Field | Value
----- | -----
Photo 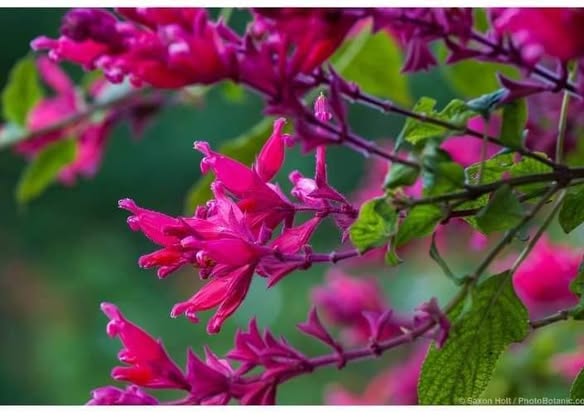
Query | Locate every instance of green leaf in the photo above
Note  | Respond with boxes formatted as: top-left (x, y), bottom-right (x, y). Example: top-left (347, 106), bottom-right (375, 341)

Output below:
top-left (395, 204), bottom-right (443, 247)
top-left (397, 98), bottom-right (476, 148)
top-left (571, 367), bottom-right (584, 400)
top-left (466, 89), bottom-right (507, 117)
top-left (559, 184), bottom-right (584, 234)
top-left (221, 80), bottom-right (245, 103)
top-left (475, 184), bottom-right (524, 233)
top-left (499, 99), bottom-right (528, 148)
top-left (1, 55), bottom-right (43, 126)
top-left (349, 197), bottom-right (398, 253)
top-left (184, 118), bottom-right (273, 214)
top-left (568, 258), bottom-right (584, 320)
top-left (462, 152), bottom-right (553, 221)
top-left (422, 158), bottom-right (465, 197)
top-left (16, 138), bottom-right (77, 204)
top-left (418, 270), bottom-right (529, 404)
top-left (337, 28), bottom-right (411, 105)
top-left (383, 162), bottom-right (419, 190)
top-left (437, 44), bottom-right (519, 99)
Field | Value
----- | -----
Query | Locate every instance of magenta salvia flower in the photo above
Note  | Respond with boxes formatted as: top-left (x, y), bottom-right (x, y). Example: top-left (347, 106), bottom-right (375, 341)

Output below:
top-left (494, 8), bottom-right (584, 62)
top-left (87, 385), bottom-right (159, 405)
top-left (100, 302), bottom-right (188, 389)
top-left (33, 8), bottom-right (235, 88)
top-left (501, 236), bottom-right (581, 317)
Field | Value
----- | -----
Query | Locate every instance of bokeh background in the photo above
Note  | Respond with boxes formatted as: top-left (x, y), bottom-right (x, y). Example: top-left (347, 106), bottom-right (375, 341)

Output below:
top-left (0, 8), bottom-right (583, 405)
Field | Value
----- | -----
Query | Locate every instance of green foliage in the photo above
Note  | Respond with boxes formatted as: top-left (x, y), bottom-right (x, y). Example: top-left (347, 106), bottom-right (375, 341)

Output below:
top-left (559, 184), bottom-right (584, 233)
top-left (337, 28), bottom-right (411, 105)
top-left (466, 90), bottom-right (507, 118)
top-left (16, 138), bottom-right (77, 204)
top-left (421, 147), bottom-right (465, 196)
top-left (395, 204), bottom-right (442, 247)
top-left (437, 44), bottom-right (519, 99)
top-left (570, 368), bottom-right (584, 400)
top-left (568, 258), bottom-right (584, 320)
top-left (462, 152), bottom-right (553, 228)
top-left (384, 162), bottom-right (419, 190)
top-left (418, 271), bottom-right (529, 404)
top-left (475, 185), bottom-right (524, 233)
top-left (1, 55), bottom-right (43, 126)
top-left (397, 98), bottom-right (476, 148)
top-left (184, 118), bottom-right (273, 214)
top-left (499, 99), bottom-right (528, 148)
top-left (349, 197), bottom-right (398, 253)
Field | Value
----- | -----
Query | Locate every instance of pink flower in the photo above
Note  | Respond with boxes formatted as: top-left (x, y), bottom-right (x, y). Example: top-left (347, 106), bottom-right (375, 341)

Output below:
top-left (87, 385), bottom-right (158, 405)
top-left (501, 235), bottom-right (580, 317)
top-left (32, 8), bottom-right (235, 88)
top-left (494, 8), bottom-right (584, 62)
top-left (185, 347), bottom-right (234, 404)
top-left (100, 302), bottom-right (188, 389)
top-left (312, 269), bottom-right (404, 344)
top-left (325, 345), bottom-right (427, 404)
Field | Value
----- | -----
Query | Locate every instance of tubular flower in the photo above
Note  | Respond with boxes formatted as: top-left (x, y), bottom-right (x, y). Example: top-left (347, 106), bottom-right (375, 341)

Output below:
top-left (494, 8), bottom-right (584, 62)
top-left (119, 118), bottom-right (344, 333)
top-left (87, 385), bottom-right (159, 405)
top-left (100, 302), bottom-right (188, 390)
top-left (32, 8), bottom-right (236, 88)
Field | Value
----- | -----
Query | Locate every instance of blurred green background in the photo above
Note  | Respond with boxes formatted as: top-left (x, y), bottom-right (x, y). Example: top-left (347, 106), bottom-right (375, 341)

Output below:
top-left (0, 8), bottom-right (583, 405)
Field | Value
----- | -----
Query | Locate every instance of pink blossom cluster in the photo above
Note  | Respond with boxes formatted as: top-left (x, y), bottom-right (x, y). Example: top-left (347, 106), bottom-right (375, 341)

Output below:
top-left (17, 7), bottom-right (584, 405)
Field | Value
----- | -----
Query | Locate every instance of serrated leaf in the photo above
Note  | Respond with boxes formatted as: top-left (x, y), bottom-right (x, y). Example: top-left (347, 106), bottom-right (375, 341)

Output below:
top-left (349, 197), bottom-right (398, 253)
top-left (418, 270), bottom-right (529, 404)
top-left (398, 98), bottom-right (476, 148)
top-left (383, 162), bottom-right (419, 190)
top-left (571, 367), bottom-right (584, 400)
top-left (16, 138), bottom-right (77, 204)
top-left (475, 184), bottom-right (524, 233)
top-left (395, 204), bottom-right (442, 247)
top-left (422, 159), bottom-right (465, 197)
top-left (499, 99), bottom-right (527, 148)
top-left (559, 184), bottom-right (584, 234)
top-left (2, 55), bottom-right (43, 126)
top-left (184, 118), bottom-right (273, 214)
top-left (337, 28), bottom-right (411, 106)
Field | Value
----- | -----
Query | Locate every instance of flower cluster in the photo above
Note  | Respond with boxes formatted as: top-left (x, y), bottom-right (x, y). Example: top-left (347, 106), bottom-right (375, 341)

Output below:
top-left (15, 7), bottom-right (584, 406)
top-left (120, 114), bottom-right (358, 334)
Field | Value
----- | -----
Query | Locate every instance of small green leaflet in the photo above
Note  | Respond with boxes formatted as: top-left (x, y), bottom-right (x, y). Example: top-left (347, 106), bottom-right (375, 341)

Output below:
top-left (184, 118), bottom-right (273, 214)
top-left (383, 162), bottom-right (419, 190)
top-left (335, 26), bottom-right (412, 106)
top-left (568, 257), bottom-right (584, 320)
top-left (418, 270), bottom-right (529, 404)
top-left (475, 184), bottom-right (524, 233)
top-left (559, 184), bottom-right (584, 234)
top-left (395, 204), bottom-right (443, 247)
top-left (499, 99), bottom-right (528, 148)
top-left (349, 197), bottom-right (398, 253)
top-left (1, 55), bottom-right (44, 126)
top-left (16, 138), bottom-right (77, 204)
top-left (397, 98), bottom-right (476, 148)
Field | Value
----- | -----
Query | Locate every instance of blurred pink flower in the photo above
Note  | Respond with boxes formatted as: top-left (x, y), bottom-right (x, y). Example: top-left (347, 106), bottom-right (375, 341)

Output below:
top-left (326, 344), bottom-right (427, 405)
top-left (551, 338), bottom-right (584, 381)
top-left (494, 8), bottom-right (584, 62)
top-left (500, 236), bottom-right (581, 317)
